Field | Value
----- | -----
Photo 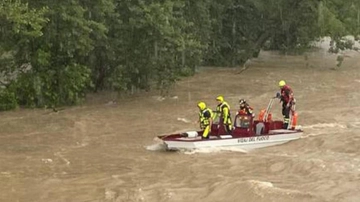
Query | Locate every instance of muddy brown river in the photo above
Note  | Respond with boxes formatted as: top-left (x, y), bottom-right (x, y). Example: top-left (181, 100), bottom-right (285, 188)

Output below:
top-left (1, 44), bottom-right (360, 202)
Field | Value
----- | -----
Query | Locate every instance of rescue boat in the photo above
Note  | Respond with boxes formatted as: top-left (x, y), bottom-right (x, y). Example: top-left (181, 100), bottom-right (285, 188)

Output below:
top-left (158, 98), bottom-right (302, 151)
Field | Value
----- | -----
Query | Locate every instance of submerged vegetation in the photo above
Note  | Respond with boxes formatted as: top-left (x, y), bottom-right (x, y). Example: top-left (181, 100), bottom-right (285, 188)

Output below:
top-left (0, 0), bottom-right (359, 110)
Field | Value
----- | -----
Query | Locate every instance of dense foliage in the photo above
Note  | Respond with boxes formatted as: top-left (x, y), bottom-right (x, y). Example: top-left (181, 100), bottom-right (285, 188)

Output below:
top-left (0, 0), bottom-right (359, 110)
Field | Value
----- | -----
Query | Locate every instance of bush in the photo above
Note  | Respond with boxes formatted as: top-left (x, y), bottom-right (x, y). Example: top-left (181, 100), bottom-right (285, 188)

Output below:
top-left (14, 64), bottom-right (91, 108)
top-left (0, 89), bottom-right (17, 111)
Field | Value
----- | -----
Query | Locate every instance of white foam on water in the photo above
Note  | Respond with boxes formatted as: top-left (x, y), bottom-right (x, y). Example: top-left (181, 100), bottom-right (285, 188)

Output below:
top-left (300, 122), bottom-right (348, 138)
top-left (146, 143), bottom-right (167, 151)
top-left (268, 152), bottom-right (298, 158)
top-left (183, 146), bottom-right (248, 155)
top-left (249, 180), bottom-right (274, 189)
top-left (248, 179), bottom-right (310, 197)
top-left (347, 122), bottom-right (360, 128)
top-left (177, 117), bottom-right (191, 123)
top-left (302, 123), bottom-right (347, 129)
top-left (248, 180), bottom-right (275, 197)
top-left (301, 131), bottom-right (324, 138)
top-left (104, 189), bottom-right (117, 200)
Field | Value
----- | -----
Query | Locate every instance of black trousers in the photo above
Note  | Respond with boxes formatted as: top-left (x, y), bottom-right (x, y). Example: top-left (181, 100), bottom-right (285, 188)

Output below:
top-left (282, 103), bottom-right (291, 129)
top-left (224, 124), bottom-right (232, 134)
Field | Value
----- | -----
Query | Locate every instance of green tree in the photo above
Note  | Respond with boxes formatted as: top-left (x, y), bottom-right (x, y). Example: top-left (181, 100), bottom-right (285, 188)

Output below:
top-left (1, 0), bottom-right (359, 110)
top-left (0, 0), bottom-right (48, 110)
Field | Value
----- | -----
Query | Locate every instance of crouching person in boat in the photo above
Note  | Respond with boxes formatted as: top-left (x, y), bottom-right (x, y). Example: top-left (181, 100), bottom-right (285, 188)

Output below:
top-left (238, 99), bottom-right (254, 117)
top-left (197, 102), bottom-right (213, 139)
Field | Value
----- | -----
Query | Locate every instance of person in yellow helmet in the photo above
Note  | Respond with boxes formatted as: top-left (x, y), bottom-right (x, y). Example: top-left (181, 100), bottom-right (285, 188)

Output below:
top-left (197, 101), bottom-right (213, 139)
top-left (277, 80), bottom-right (295, 129)
top-left (215, 95), bottom-right (232, 134)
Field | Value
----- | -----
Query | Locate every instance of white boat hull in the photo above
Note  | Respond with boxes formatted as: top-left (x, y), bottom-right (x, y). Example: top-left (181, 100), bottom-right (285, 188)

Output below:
top-left (163, 130), bottom-right (302, 150)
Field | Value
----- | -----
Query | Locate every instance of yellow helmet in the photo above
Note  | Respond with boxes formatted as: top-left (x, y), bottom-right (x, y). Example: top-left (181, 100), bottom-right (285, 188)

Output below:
top-left (278, 80), bottom-right (286, 87)
top-left (216, 95), bottom-right (224, 102)
top-left (197, 101), bottom-right (206, 110)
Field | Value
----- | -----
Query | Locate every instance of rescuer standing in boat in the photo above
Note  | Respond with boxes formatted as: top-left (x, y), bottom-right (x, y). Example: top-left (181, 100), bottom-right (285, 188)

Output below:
top-left (277, 80), bottom-right (296, 129)
top-left (197, 102), bottom-right (213, 139)
top-left (215, 95), bottom-right (232, 134)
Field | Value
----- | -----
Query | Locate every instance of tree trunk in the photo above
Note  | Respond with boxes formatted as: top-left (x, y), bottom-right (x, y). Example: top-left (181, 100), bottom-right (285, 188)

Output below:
top-left (237, 31), bottom-right (271, 73)
top-left (154, 41), bottom-right (158, 59)
top-left (181, 41), bottom-right (185, 68)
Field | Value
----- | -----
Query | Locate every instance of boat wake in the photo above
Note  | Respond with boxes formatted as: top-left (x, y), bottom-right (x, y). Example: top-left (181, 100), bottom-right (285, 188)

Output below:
top-left (146, 143), bottom-right (250, 154)
top-left (145, 143), bottom-right (167, 151)
top-left (301, 123), bottom-right (347, 129)
top-left (300, 122), bottom-right (348, 138)
top-left (146, 137), bottom-right (168, 151)
top-left (183, 147), bottom-right (248, 155)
